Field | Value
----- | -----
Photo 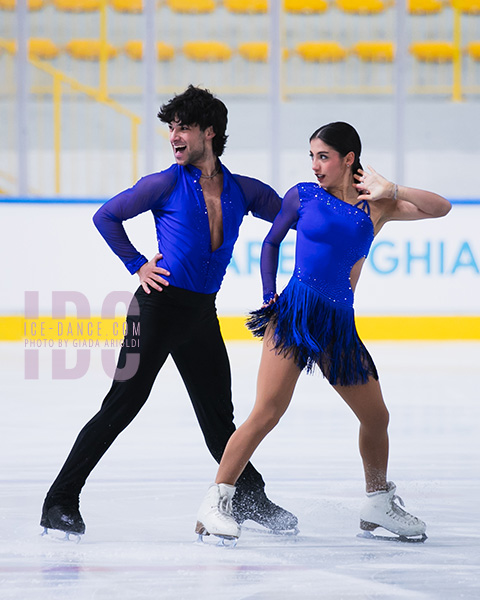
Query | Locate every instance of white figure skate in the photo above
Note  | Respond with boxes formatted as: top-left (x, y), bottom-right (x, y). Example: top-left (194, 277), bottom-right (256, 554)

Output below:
top-left (358, 481), bottom-right (427, 543)
top-left (196, 483), bottom-right (241, 545)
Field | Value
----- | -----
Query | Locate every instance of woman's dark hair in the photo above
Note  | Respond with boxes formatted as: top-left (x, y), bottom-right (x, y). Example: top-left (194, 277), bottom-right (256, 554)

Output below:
top-left (309, 122), bottom-right (363, 175)
top-left (157, 85), bottom-right (228, 157)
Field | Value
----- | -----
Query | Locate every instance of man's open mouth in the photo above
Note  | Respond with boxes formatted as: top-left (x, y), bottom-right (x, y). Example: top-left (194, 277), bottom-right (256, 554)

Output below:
top-left (174, 145), bottom-right (186, 156)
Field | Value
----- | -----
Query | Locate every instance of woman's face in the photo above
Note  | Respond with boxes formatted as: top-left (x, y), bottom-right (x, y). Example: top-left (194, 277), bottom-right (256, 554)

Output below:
top-left (309, 137), bottom-right (351, 192)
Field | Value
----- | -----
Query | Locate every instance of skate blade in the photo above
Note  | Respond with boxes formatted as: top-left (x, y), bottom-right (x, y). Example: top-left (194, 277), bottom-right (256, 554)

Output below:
top-left (357, 530), bottom-right (427, 544)
top-left (216, 536), bottom-right (238, 548)
top-left (196, 533), bottom-right (238, 548)
top-left (41, 527), bottom-right (82, 544)
top-left (195, 520), bottom-right (239, 547)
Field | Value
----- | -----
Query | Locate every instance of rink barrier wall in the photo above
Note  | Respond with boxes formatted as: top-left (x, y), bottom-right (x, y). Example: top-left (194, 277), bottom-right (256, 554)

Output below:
top-left (3, 315), bottom-right (480, 342)
top-left (3, 198), bottom-right (479, 341)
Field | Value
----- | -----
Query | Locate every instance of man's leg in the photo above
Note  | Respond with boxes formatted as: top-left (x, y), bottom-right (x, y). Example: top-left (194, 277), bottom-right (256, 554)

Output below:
top-left (170, 306), bottom-right (264, 493)
top-left (41, 287), bottom-right (176, 533)
top-left (171, 301), bottom-right (298, 532)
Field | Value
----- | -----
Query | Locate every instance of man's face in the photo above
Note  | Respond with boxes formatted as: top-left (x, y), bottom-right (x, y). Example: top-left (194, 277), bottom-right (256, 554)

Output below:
top-left (168, 119), bottom-right (214, 165)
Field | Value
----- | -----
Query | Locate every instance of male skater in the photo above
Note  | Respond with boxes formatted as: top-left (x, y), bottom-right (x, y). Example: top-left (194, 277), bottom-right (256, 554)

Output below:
top-left (40, 85), bottom-right (298, 538)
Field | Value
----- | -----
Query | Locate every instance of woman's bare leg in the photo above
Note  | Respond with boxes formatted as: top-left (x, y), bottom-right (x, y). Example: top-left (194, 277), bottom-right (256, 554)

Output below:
top-left (215, 331), bottom-right (302, 486)
top-left (333, 378), bottom-right (390, 493)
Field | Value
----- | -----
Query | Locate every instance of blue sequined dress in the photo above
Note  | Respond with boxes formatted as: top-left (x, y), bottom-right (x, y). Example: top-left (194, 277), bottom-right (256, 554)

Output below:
top-left (247, 182), bottom-right (378, 386)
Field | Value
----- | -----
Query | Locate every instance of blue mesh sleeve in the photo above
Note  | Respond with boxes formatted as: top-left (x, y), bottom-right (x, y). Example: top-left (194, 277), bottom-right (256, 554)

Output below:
top-left (233, 174), bottom-right (282, 223)
top-left (93, 167), bottom-right (178, 274)
top-left (261, 185), bottom-right (300, 303)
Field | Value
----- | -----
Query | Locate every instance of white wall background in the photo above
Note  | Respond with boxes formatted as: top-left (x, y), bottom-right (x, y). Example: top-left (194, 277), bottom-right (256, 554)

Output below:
top-left (1, 179), bottom-right (478, 318)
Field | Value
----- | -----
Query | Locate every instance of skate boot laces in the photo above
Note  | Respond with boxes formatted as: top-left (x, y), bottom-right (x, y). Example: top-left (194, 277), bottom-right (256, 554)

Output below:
top-left (388, 490), bottom-right (422, 526)
top-left (218, 494), bottom-right (233, 518)
top-left (206, 485), bottom-right (236, 525)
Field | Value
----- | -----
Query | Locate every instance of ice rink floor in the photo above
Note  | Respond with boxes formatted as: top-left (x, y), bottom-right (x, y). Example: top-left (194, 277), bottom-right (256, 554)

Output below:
top-left (1, 340), bottom-right (479, 600)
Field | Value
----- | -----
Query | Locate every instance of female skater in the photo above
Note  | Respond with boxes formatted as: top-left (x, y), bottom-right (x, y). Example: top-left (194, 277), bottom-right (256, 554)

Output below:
top-left (196, 122), bottom-right (451, 543)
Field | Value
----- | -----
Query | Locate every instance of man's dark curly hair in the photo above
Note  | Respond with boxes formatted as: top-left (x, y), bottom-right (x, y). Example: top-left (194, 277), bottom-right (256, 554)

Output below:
top-left (157, 85), bottom-right (228, 157)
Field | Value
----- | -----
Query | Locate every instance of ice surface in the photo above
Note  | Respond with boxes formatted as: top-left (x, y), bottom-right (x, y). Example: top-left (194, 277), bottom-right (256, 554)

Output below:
top-left (1, 341), bottom-right (479, 599)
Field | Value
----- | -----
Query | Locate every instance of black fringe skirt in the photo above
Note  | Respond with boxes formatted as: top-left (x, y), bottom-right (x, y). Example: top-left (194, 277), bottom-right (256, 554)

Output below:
top-left (246, 277), bottom-right (378, 387)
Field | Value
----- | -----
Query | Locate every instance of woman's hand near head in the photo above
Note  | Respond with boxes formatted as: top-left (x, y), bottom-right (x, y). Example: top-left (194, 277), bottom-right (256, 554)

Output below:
top-left (353, 166), bottom-right (395, 203)
top-left (353, 165), bottom-right (451, 224)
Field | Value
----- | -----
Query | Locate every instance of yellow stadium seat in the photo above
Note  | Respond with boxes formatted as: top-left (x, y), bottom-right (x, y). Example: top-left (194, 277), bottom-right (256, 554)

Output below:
top-left (352, 40), bottom-right (394, 62)
top-left (284, 0), bottom-right (329, 12)
top-left (183, 40), bottom-right (233, 61)
top-left (0, 38), bottom-right (60, 58)
top-left (1, 41), bottom-right (16, 54)
top-left (408, 0), bottom-right (444, 14)
top-left (0, 0), bottom-right (45, 9)
top-left (154, 42), bottom-right (175, 61)
top-left (335, 0), bottom-right (386, 14)
top-left (223, 0), bottom-right (268, 14)
top-left (124, 40), bottom-right (144, 60)
top-left (53, 0), bottom-right (101, 11)
top-left (167, 0), bottom-right (216, 13)
top-left (238, 41), bottom-right (269, 62)
top-left (65, 39), bottom-right (119, 60)
top-left (409, 40), bottom-right (455, 62)
top-left (237, 41), bottom-right (289, 62)
top-left (110, 0), bottom-right (143, 12)
top-left (296, 41), bottom-right (347, 62)
top-left (451, 0), bottom-right (480, 13)
top-left (466, 41), bottom-right (480, 60)
top-left (124, 40), bottom-right (175, 61)
top-left (29, 38), bottom-right (61, 59)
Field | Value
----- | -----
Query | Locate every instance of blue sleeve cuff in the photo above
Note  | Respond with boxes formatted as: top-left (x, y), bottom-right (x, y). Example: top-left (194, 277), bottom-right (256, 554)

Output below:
top-left (125, 255), bottom-right (148, 275)
top-left (263, 291), bottom-right (276, 304)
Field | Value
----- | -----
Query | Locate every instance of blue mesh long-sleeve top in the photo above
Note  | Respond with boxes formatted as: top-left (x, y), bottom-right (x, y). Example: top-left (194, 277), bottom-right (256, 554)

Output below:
top-left (93, 162), bottom-right (281, 294)
top-left (247, 182), bottom-right (378, 386)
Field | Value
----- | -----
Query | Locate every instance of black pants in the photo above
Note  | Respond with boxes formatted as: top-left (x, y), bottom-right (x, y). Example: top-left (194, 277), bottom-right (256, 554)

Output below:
top-left (46, 285), bottom-right (265, 506)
